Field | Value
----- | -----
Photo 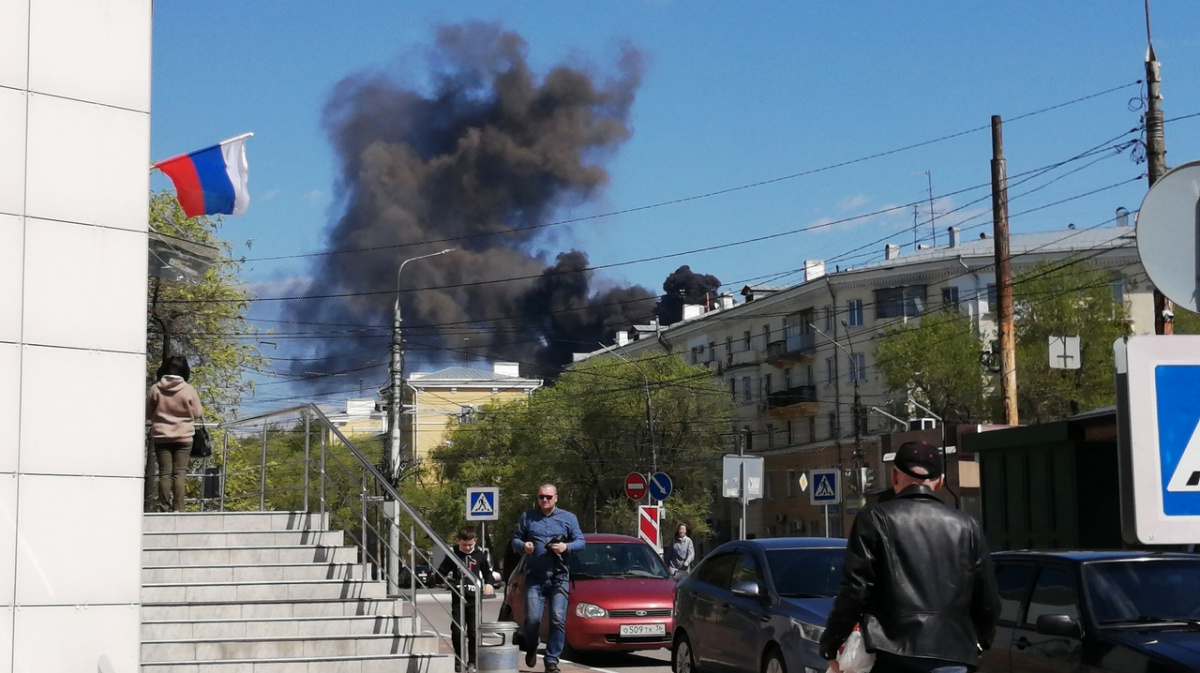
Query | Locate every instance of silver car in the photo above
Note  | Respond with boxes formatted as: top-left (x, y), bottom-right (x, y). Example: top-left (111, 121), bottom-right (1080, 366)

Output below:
top-left (672, 537), bottom-right (847, 673)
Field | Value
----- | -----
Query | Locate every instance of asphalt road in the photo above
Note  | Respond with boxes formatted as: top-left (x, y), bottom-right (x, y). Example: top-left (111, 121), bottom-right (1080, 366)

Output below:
top-left (416, 589), bottom-right (673, 673)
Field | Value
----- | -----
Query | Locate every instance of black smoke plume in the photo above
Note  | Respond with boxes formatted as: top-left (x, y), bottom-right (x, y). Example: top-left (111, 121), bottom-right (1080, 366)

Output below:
top-left (654, 265), bottom-right (722, 326)
top-left (287, 23), bottom-right (655, 383)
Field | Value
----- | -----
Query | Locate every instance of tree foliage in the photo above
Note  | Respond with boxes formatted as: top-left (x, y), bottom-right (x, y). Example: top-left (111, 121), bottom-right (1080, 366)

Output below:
top-left (1011, 261), bottom-right (1130, 423)
top-left (147, 191), bottom-right (267, 422)
top-left (874, 307), bottom-right (989, 424)
top-left (423, 354), bottom-right (736, 555)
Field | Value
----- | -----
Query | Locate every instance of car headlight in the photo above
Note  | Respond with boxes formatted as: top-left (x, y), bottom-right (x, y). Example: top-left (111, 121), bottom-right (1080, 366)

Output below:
top-left (789, 617), bottom-right (824, 642)
top-left (575, 603), bottom-right (608, 618)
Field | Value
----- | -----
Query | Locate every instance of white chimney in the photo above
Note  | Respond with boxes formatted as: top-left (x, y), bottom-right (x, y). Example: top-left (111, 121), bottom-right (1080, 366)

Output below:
top-left (493, 361), bottom-right (520, 377)
top-left (947, 226), bottom-right (959, 248)
top-left (718, 293), bottom-right (735, 310)
top-left (615, 330), bottom-right (629, 346)
top-left (885, 244), bottom-right (900, 260)
top-left (804, 260), bottom-right (826, 282)
top-left (682, 304), bottom-right (704, 320)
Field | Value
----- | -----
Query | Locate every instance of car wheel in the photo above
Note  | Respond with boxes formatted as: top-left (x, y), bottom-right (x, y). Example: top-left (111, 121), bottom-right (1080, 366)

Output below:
top-left (673, 633), bottom-right (699, 673)
top-left (762, 647), bottom-right (786, 673)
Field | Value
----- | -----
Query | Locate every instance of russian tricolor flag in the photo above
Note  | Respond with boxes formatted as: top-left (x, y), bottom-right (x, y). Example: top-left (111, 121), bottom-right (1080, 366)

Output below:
top-left (154, 133), bottom-right (252, 218)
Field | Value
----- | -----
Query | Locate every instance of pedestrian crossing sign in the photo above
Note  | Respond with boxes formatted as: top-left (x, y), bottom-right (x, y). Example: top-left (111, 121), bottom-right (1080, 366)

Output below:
top-left (810, 469), bottom-right (840, 506)
top-left (1118, 336), bottom-right (1200, 545)
top-left (466, 487), bottom-right (500, 521)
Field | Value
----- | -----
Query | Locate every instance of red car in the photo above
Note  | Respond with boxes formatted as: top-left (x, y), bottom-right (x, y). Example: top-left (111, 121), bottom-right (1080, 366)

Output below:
top-left (500, 533), bottom-right (676, 656)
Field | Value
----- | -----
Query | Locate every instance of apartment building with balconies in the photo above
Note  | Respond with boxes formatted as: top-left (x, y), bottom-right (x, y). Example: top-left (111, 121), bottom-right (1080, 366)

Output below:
top-left (580, 221), bottom-right (1153, 541)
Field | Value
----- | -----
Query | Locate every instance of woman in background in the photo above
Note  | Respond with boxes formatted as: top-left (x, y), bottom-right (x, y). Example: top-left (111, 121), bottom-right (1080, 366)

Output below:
top-left (146, 355), bottom-right (203, 512)
top-left (663, 523), bottom-right (695, 579)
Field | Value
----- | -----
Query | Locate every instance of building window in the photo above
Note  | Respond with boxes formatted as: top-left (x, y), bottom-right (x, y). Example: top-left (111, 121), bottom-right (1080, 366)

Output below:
top-left (985, 284), bottom-right (997, 313)
top-left (1111, 276), bottom-right (1125, 302)
top-left (729, 378), bottom-right (736, 400)
top-left (942, 286), bottom-right (960, 310)
top-left (808, 416), bottom-right (817, 443)
top-left (764, 373), bottom-right (773, 394)
top-left (743, 330), bottom-right (752, 351)
top-left (847, 299), bottom-right (864, 327)
top-left (875, 285), bottom-right (927, 319)
top-left (766, 423), bottom-right (775, 448)
top-left (783, 367), bottom-right (792, 390)
top-left (708, 341), bottom-right (715, 361)
top-left (823, 305), bottom-right (834, 331)
top-left (786, 470), bottom-right (796, 498)
top-left (742, 427), bottom-right (753, 452)
top-left (825, 357), bottom-right (835, 385)
top-left (786, 420), bottom-right (794, 445)
top-left (763, 323), bottom-right (771, 345)
top-left (690, 346), bottom-right (699, 364)
top-left (742, 376), bottom-right (752, 403)
top-left (828, 412), bottom-right (839, 439)
top-left (805, 363), bottom-right (815, 385)
top-left (849, 353), bottom-right (867, 382)
top-left (725, 336), bottom-right (733, 355)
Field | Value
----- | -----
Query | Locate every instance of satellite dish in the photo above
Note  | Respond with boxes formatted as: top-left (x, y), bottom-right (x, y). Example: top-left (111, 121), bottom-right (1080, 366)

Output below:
top-left (1136, 161), bottom-right (1200, 313)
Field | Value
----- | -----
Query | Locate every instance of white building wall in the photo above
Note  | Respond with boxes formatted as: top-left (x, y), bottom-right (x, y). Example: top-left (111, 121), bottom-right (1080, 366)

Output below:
top-left (2, 1), bottom-right (150, 670)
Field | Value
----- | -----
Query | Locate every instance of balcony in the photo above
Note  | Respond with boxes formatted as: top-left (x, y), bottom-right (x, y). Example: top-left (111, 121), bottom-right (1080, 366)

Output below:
top-left (765, 333), bottom-right (816, 366)
top-left (764, 384), bottom-right (819, 419)
top-left (727, 349), bottom-right (760, 369)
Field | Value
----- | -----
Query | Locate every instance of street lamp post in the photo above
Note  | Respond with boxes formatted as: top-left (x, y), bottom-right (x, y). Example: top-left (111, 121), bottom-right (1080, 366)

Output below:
top-left (388, 248), bottom-right (454, 484)
top-left (598, 343), bottom-right (656, 475)
top-left (810, 322), bottom-right (865, 492)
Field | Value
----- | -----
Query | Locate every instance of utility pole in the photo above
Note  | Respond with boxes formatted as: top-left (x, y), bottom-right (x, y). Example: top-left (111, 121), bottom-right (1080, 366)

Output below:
top-left (1144, 0), bottom-right (1173, 335)
top-left (387, 249), bottom-right (454, 484)
top-left (990, 115), bottom-right (1019, 425)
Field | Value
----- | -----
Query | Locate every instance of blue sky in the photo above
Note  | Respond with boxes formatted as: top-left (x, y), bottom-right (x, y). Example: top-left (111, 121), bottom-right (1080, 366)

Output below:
top-left (151, 1), bottom-right (1200, 412)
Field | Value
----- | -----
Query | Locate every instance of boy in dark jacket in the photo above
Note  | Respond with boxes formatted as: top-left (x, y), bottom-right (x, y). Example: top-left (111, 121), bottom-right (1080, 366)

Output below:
top-left (437, 525), bottom-right (495, 672)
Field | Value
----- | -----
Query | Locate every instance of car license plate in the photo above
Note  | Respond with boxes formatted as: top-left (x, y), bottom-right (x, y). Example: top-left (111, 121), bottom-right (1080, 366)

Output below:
top-left (619, 623), bottom-right (666, 637)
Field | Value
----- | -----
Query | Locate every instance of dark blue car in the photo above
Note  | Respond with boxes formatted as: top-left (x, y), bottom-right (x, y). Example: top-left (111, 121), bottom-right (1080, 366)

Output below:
top-left (672, 537), bottom-right (847, 673)
top-left (981, 550), bottom-right (1200, 673)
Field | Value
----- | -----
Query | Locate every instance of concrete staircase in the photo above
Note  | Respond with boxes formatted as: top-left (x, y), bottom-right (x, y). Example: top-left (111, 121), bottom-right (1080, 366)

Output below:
top-left (141, 511), bottom-right (452, 673)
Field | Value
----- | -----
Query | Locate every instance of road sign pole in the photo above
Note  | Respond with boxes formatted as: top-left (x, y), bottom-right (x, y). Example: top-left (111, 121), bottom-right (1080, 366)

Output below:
top-left (739, 461), bottom-right (747, 540)
top-left (824, 505), bottom-right (829, 538)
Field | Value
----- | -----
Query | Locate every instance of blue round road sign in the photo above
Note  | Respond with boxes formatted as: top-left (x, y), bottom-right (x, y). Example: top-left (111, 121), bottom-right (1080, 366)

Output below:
top-left (648, 472), bottom-right (673, 500)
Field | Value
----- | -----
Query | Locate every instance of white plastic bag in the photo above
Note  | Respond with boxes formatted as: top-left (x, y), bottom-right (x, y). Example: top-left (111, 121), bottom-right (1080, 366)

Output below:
top-left (826, 627), bottom-right (875, 673)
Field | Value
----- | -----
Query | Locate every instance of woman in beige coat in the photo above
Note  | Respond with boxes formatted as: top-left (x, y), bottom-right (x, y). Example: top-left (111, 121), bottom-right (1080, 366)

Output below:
top-left (145, 355), bottom-right (203, 512)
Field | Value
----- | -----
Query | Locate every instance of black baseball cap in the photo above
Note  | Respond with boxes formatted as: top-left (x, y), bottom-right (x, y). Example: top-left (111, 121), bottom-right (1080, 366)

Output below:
top-left (893, 441), bottom-right (943, 480)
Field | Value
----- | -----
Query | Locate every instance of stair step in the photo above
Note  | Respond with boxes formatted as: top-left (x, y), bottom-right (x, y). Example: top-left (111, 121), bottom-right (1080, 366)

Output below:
top-left (143, 561), bottom-right (373, 584)
top-left (143, 544), bottom-right (357, 567)
top-left (143, 511), bottom-right (329, 533)
top-left (143, 578), bottom-right (387, 603)
top-left (141, 652), bottom-right (451, 673)
top-left (143, 529), bottom-right (345, 549)
top-left (142, 614), bottom-right (419, 640)
top-left (142, 598), bottom-right (410, 621)
top-left (142, 632), bottom-right (438, 661)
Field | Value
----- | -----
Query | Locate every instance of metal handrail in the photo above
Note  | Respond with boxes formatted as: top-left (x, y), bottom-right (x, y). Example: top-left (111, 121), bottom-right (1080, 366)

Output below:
top-left (202, 403), bottom-right (486, 670)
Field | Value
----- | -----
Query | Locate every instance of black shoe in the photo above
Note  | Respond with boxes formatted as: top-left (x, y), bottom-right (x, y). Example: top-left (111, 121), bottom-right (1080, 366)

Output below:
top-left (525, 650), bottom-right (537, 668)
top-left (545, 664), bottom-right (560, 673)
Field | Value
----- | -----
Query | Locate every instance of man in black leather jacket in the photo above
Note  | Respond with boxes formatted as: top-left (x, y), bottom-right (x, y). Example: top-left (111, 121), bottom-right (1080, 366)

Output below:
top-left (820, 441), bottom-right (1000, 673)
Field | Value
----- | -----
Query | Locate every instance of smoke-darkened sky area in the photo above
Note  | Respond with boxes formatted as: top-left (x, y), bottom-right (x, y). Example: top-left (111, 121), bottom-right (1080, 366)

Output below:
top-left (288, 23), bottom-right (659, 380)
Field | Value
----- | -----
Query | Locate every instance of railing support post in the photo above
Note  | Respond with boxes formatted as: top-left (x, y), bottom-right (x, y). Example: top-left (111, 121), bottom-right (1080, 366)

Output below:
top-left (259, 424), bottom-right (268, 511)
top-left (303, 411), bottom-right (311, 513)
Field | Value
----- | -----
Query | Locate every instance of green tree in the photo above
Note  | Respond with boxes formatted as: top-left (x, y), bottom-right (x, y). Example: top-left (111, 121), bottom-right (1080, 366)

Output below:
top-left (874, 307), bottom-right (990, 424)
top-left (1011, 261), bottom-right (1130, 423)
top-left (427, 354), bottom-right (735, 552)
top-left (147, 190), bottom-right (267, 422)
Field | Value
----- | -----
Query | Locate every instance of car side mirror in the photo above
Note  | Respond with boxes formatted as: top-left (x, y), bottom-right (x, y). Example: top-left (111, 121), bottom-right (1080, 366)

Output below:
top-left (730, 581), bottom-right (762, 598)
top-left (1035, 614), bottom-right (1081, 638)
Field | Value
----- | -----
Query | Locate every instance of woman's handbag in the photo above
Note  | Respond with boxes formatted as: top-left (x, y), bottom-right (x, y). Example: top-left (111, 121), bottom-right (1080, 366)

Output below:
top-left (190, 423), bottom-right (212, 459)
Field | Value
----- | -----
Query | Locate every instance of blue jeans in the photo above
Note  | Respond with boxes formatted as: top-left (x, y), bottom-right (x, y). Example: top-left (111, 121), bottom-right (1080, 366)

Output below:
top-left (873, 653), bottom-right (970, 673)
top-left (524, 575), bottom-right (570, 663)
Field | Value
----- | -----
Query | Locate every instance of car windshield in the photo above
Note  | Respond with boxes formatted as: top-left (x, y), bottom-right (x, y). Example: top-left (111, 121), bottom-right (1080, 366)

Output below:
top-left (568, 541), bottom-right (670, 580)
top-left (1083, 559), bottom-right (1200, 625)
top-left (765, 547), bottom-right (845, 598)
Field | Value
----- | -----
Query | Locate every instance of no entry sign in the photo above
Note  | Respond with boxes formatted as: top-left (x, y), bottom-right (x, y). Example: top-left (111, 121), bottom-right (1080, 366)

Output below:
top-left (624, 472), bottom-right (647, 500)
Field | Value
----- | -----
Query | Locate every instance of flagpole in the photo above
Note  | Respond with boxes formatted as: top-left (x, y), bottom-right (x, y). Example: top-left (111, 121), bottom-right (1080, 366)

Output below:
top-left (151, 132), bottom-right (254, 168)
